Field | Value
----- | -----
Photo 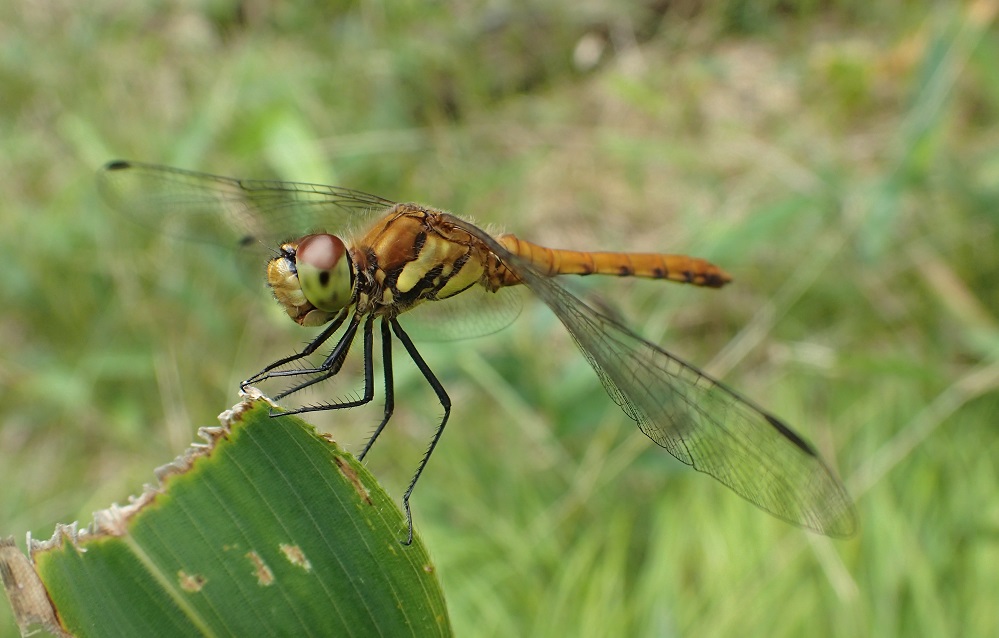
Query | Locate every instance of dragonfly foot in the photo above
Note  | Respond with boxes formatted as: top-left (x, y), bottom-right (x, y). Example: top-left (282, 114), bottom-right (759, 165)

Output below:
top-left (399, 499), bottom-right (415, 546)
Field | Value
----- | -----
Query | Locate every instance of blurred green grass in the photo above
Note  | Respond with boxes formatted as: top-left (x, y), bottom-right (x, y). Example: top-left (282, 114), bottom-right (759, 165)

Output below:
top-left (3, 1), bottom-right (998, 636)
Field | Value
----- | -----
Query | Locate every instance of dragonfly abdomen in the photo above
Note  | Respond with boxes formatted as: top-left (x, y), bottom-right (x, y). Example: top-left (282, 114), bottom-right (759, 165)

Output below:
top-left (494, 234), bottom-right (732, 288)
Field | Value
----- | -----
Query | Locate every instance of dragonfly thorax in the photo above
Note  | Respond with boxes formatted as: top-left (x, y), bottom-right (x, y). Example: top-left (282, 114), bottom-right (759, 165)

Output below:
top-left (267, 234), bottom-right (355, 327)
top-left (349, 205), bottom-right (496, 318)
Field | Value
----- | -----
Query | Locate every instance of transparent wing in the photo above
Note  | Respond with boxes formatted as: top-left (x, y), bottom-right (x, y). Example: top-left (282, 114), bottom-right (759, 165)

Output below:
top-left (96, 160), bottom-right (396, 249)
top-left (97, 161), bottom-right (522, 341)
top-left (402, 286), bottom-right (524, 342)
top-left (447, 215), bottom-right (856, 536)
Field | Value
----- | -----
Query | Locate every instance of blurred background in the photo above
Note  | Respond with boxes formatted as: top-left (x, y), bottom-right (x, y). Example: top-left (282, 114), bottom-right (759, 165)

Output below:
top-left (2, 1), bottom-right (998, 636)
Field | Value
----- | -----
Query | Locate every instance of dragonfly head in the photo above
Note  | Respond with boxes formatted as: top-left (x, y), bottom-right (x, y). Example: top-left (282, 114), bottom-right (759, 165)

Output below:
top-left (267, 234), bottom-right (354, 327)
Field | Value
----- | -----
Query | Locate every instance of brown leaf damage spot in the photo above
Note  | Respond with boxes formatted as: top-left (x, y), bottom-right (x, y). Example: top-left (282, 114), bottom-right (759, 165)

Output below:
top-left (0, 538), bottom-right (64, 636)
top-left (178, 570), bottom-right (207, 593)
top-left (334, 456), bottom-right (373, 505)
top-left (245, 551), bottom-right (275, 586)
top-left (279, 544), bottom-right (312, 572)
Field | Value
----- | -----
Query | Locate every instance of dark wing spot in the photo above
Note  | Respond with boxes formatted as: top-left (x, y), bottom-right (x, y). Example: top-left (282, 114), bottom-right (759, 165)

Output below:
top-left (765, 414), bottom-right (817, 456)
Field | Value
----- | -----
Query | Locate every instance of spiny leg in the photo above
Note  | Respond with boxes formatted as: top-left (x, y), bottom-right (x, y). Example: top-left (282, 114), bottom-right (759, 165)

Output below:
top-left (265, 310), bottom-right (363, 398)
top-left (359, 317), bottom-right (396, 461)
top-left (241, 308), bottom-right (350, 389)
top-left (276, 313), bottom-right (379, 415)
top-left (391, 318), bottom-right (451, 546)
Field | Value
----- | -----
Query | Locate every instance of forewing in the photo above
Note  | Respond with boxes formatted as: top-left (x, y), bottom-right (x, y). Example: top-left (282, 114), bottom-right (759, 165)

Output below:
top-left (447, 215), bottom-right (856, 536)
top-left (96, 160), bottom-right (395, 249)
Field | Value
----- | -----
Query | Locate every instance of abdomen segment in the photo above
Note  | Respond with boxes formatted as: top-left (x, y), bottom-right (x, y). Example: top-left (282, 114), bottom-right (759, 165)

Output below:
top-left (493, 234), bottom-right (732, 288)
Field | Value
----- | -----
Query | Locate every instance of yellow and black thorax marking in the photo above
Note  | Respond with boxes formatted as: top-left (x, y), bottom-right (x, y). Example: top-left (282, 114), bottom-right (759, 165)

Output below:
top-left (352, 204), bottom-right (492, 316)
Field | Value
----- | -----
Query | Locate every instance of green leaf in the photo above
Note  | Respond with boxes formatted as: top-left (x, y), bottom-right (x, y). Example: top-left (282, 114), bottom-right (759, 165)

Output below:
top-left (4, 394), bottom-right (451, 638)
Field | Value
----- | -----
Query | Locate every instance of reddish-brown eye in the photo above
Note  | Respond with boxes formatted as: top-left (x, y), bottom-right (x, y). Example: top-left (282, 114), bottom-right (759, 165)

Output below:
top-left (297, 234), bottom-right (346, 271)
top-left (295, 234), bottom-right (354, 312)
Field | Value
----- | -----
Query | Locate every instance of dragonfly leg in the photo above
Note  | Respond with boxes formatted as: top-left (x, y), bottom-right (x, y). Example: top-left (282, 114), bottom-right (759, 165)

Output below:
top-left (241, 308), bottom-right (350, 389)
top-left (391, 318), bottom-right (451, 546)
top-left (268, 313), bottom-right (362, 398)
top-left (273, 313), bottom-right (379, 413)
top-left (253, 312), bottom-right (359, 398)
top-left (358, 317), bottom-right (395, 462)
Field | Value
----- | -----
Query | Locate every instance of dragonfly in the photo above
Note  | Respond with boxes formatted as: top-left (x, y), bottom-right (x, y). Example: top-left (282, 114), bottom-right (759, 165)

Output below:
top-left (97, 160), bottom-right (856, 544)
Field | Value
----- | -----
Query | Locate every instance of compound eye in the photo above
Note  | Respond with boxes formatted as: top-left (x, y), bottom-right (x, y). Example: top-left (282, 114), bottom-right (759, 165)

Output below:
top-left (295, 234), bottom-right (353, 312)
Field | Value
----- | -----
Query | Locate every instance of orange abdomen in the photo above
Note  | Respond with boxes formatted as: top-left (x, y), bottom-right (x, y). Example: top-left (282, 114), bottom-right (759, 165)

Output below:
top-left (494, 234), bottom-right (731, 288)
